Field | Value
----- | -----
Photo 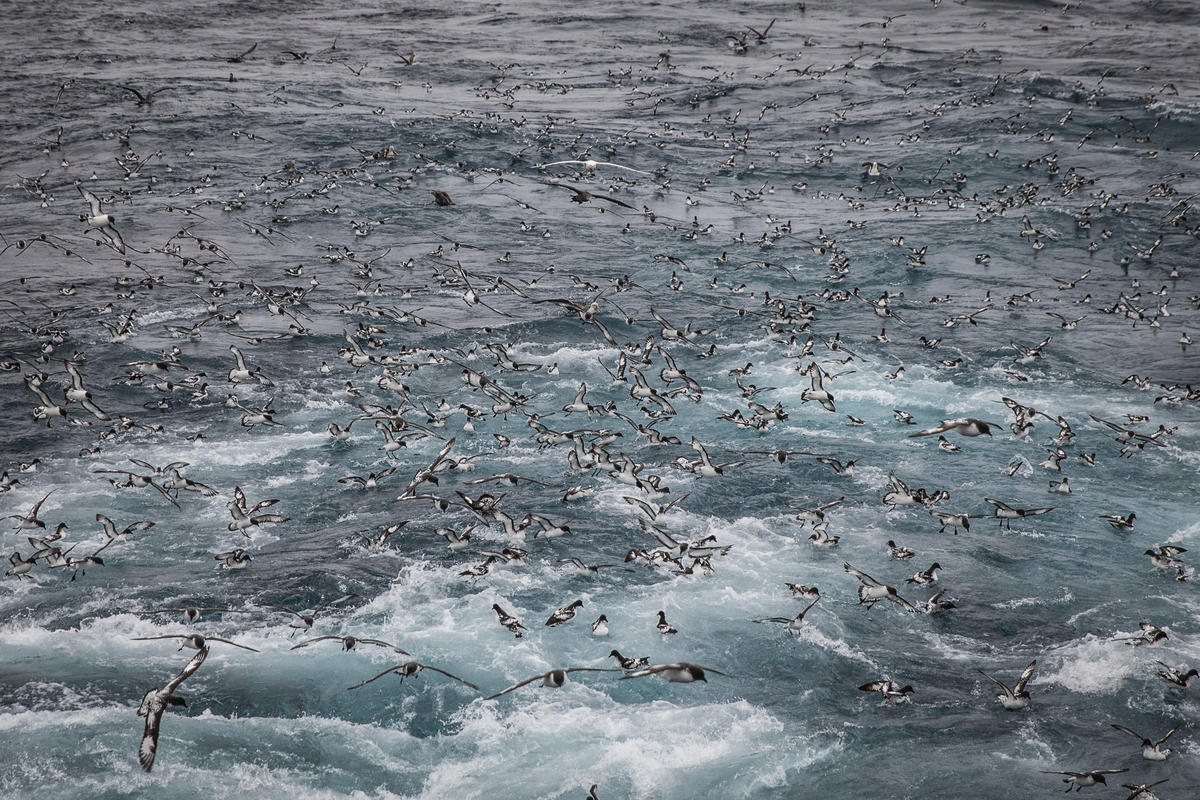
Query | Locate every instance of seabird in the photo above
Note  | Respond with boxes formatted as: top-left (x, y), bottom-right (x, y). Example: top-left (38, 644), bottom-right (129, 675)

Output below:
top-left (137, 646), bottom-right (208, 772)
top-left (977, 659), bottom-right (1036, 710)
top-left (290, 635), bottom-right (409, 654)
top-left (843, 562), bottom-right (917, 612)
top-left (905, 562), bottom-right (942, 585)
top-left (619, 662), bottom-right (729, 683)
top-left (1155, 661), bottom-right (1197, 687)
top-left (984, 498), bottom-right (1054, 529)
top-left (923, 590), bottom-right (956, 614)
top-left (270, 593), bottom-right (358, 637)
top-left (484, 667), bottom-right (618, 699)
top-left (1116, 622), bottom-right (1168, 647)
top-left (6, 489), bottom-right (56, 532)
top-left (491, 603), bottom-right (527, 638)
top-left (608, 650), bottom-right (650, 670)
top-left (858, 679), bottom-right (914, 704)
top-left (1110, 724), bottom-right (1177, 760)
top-left (908, 418), bottom-right (1002, 438)
top-left (1099, 512), bottom-right (1136, 531)
top-left (752, 596), bottom-right (819, 633)
top-left (1144, 545), bottom-right (1186, 571)
top-left (77, 185), bottom-right (126, 254)
top-left (133, 634), bottom-right (258, 652)
top-left (347, 661), bottom-right (479, 691)
top-left (1120, 781), bottom-right (1170, 800)
top-left (1041, 769), bottom-right (1127, 792)
top-left (545, 599), bottom-right (584, 626)
top-left (541, 159), bottom-right (649, 174)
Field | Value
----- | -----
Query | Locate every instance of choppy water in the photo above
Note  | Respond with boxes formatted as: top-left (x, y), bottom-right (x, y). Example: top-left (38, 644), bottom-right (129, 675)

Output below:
top-left (2, 0), bottom-right (1199, 797)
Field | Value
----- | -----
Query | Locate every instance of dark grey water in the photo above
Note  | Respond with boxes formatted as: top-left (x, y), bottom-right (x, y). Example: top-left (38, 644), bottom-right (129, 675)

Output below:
top-left (1, 0), bottom-right (1198, 798)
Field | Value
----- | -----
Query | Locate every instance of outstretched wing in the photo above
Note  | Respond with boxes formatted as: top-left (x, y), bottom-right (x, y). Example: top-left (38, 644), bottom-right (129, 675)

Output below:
top-left (843, 562), bottom-right (882, 588)
top-left (1013, 659), bottom-right (1037, 694)
top-left (421, 664), bottom-right (480, 690)
top-left (484, 671), bottom-right (545, 699)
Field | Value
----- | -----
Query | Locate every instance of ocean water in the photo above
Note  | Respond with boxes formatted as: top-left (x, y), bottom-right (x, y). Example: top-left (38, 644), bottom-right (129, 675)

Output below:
top-left (1, 0), bottom-right (1198, 797)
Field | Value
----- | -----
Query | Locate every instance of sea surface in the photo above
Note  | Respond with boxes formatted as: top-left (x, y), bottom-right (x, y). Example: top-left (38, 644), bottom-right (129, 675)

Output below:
top-left (1, 0), bottom-right (1198, 797)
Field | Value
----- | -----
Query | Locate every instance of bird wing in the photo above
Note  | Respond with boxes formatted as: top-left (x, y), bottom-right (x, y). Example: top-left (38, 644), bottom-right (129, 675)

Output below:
top-left (290, 636), bottom-right (339, 649)
top-left (101, 223), bottom-right (126, 253)
top-left (692, 664), bottom-right (730, 676)
top-left (420, 664), bottom-right (480, 689)
top-left (640, 519), bottom-right (683, 549)
top-left (207, 636), bottom-right (260, 652)
top-left (1111, 724), bottom-right (1147, 742)
top-left (618, 664), bottom-right (666, 680)
top-left (484, 672), bottom-right (546, 699)
top-left (346, 666), bottom-right (402, 690)
top-left (909, 421), bottom-right (952, 438)
top-left (96, 513), bottom-right (117, 537)
top-left (163, 646), bottom-right (208, 694)
top-left (138, 698), bottom-right (165, 771)
top-left (1013, 660), bottom-right (1037, 693)
top-left (356, 638), bottom-right (410, 655)
top-left (78, 185), bottom-right (103, 216)
top-left (843, 562), bottom-right (882, 587)
top-left (976, 668), bottom-right (1013, 696)
top-left (311, 593), bottom-right (359, 615)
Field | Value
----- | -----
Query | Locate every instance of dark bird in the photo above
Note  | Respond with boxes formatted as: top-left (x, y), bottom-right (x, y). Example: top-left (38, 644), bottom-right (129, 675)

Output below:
top-left (223, 41), bottom-right (258, 62)
top-left (120, 85), bottom-right (173, 107)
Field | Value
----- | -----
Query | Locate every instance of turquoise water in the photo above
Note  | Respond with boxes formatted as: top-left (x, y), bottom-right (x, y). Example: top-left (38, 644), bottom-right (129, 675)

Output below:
top-left (1, 1), bottom-right (1198, 797)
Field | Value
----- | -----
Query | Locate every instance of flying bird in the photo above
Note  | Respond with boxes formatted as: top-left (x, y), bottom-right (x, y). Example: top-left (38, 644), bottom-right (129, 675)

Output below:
top-left (137, 646), bottom-right (208, 772)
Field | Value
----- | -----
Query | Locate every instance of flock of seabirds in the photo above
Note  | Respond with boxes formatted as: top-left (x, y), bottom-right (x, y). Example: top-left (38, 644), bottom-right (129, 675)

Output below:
top-left (1, 3), bottom-right (1199, 797)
